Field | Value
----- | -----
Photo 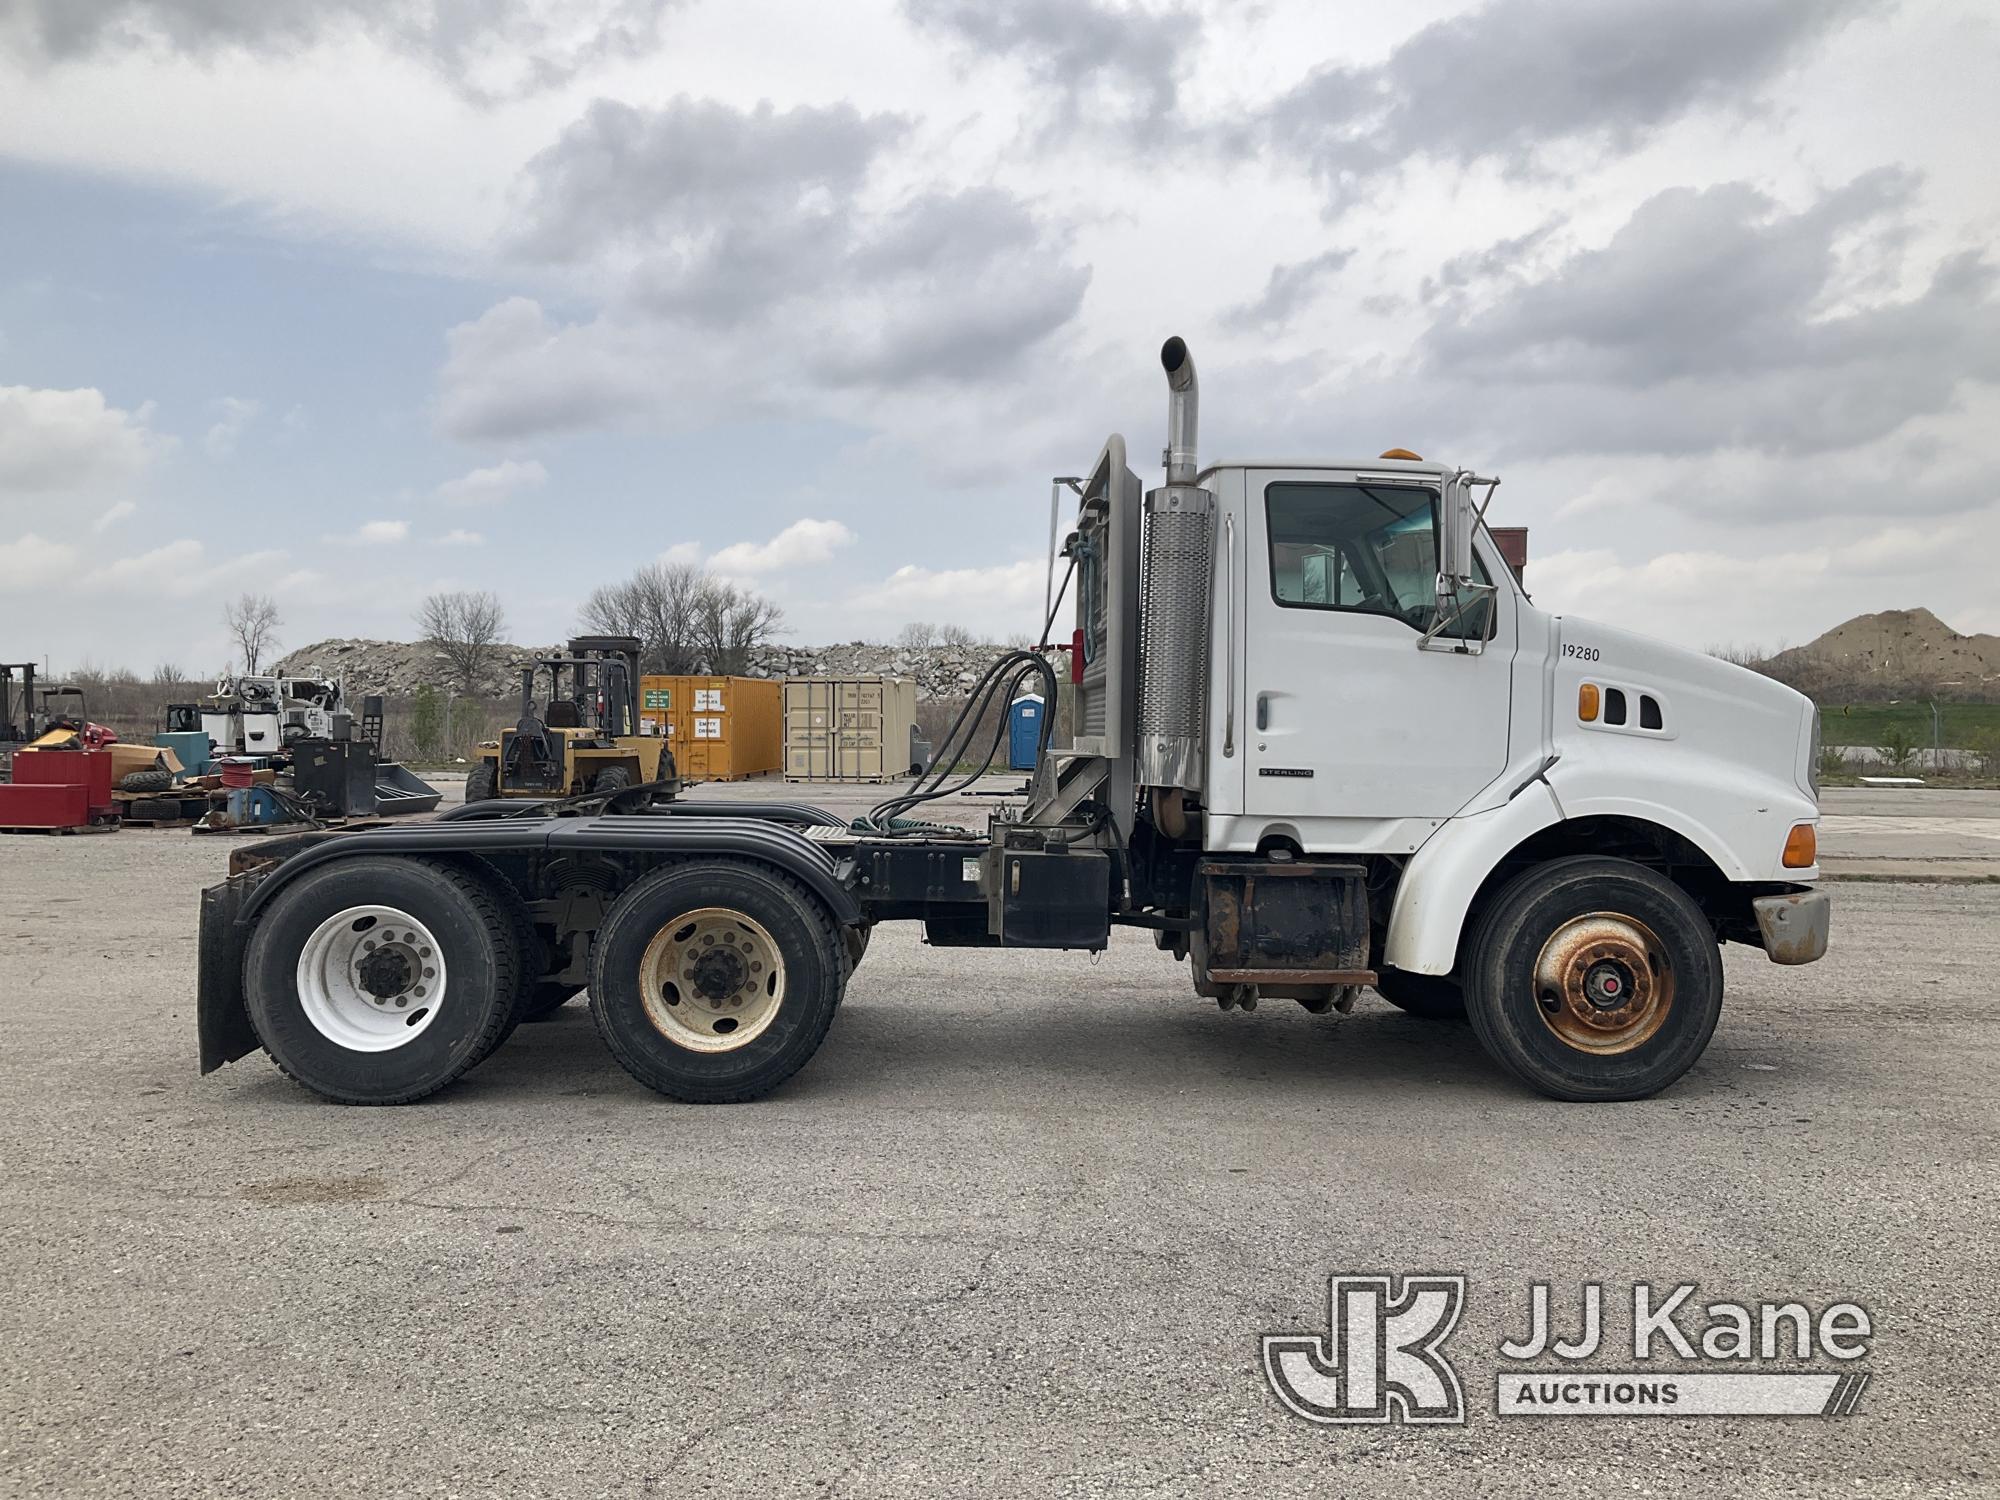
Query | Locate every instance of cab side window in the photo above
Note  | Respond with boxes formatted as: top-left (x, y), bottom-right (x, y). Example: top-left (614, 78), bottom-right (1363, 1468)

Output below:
top-left (1266, 481), bottom-right (1492, 638)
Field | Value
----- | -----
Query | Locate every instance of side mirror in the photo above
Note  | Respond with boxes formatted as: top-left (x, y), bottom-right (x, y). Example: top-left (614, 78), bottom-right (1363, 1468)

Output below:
top-left (1438, 472), bottom-right (1477, 589)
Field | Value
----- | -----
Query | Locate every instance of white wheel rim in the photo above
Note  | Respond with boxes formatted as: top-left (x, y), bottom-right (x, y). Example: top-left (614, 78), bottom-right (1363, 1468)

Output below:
top-left (296, 905), bottom-right (449, 1052)
top-left (639, 907), bottom-right (786, 1053)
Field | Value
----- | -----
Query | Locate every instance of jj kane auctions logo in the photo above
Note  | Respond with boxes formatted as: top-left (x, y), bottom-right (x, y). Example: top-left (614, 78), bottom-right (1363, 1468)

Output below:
top-left (1264, 1276), bottom-right (1873, 1424)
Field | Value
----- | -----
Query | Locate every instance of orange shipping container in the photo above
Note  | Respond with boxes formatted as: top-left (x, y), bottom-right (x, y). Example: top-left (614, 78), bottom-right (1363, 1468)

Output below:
top-left (638, 675), bottom-right (783, 782)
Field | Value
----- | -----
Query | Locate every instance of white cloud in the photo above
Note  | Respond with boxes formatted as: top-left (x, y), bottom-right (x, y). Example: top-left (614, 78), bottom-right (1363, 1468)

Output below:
top-left (1530, 510), bottom-right (2000, 653)
top-left (355, 519), bottom-right (411, 543)
top-left (203, 395), bottom-right (262, 457)
top-left (659, 539), bottom-right (703, 565)
top-left (436, 527), bottom-right (484, 546)
top-left (434, 456), bottom-right (548, 506)
top-left (92, 500), bottom-right (137, 533)
top-left (708, 518), bottom-right (855, 575)
top-left (870, 557), bottom-right (1044, 611)
top-left (0, 531), bottom-right (80, 587)
top-left (82, 539), bottom-right (289, 600)
top-left (0, 385), bottom-right (166, 493)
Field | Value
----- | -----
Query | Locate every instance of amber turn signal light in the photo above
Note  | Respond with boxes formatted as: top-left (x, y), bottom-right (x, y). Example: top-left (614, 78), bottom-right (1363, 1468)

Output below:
top-left (1782, 824), bottom-right (1817, 868)
top-left (1578, 683), bottom-right (1600, 722)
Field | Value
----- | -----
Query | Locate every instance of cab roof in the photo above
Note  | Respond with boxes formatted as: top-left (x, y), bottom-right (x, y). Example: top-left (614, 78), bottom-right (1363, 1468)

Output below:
top-left (1197, 457), bottom-right (1450, 480)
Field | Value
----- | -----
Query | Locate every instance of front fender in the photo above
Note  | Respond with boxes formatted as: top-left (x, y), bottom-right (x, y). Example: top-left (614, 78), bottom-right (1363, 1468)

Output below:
top-left (1382, 783), bottom-right (1561, 976)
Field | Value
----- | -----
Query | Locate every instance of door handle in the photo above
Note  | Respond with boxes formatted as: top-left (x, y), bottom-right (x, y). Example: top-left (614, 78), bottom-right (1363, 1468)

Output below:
top-left (1255, 693), bottom-right (1269, 732)
top-left (1222, 512), bottom-right (1236, 758)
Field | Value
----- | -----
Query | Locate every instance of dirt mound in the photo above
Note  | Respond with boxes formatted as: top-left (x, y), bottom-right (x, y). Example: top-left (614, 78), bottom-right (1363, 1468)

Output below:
top-left (1768, 608), bottom-right (2000, 695)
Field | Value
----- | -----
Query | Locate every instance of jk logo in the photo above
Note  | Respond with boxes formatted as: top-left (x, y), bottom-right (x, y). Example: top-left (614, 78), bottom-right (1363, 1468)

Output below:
top-left (1263, 1275), bottom-right (1467, 1425)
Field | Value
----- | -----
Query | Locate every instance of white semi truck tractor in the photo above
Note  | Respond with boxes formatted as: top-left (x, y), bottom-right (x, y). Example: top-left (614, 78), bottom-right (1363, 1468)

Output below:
top-left (196, 337), bottom-right (1828, 1106)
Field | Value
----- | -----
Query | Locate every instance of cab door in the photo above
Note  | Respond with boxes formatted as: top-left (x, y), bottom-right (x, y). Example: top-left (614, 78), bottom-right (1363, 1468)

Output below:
top-left (1235, 469), bottom-right (1514, 821)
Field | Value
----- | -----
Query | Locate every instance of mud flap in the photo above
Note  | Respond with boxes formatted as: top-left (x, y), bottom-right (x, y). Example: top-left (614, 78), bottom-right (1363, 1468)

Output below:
top-left (197, 875), bottom-right (262, 1072)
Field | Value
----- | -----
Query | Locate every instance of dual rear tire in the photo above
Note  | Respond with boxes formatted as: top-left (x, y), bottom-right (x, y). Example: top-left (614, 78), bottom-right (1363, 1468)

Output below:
top-left (243, 858), bottom-right (520, 1105)
top-left (244, 855), bottom-right (847, 1105)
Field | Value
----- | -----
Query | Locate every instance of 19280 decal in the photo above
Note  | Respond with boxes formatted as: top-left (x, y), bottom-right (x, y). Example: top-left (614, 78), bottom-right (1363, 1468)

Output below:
top-left (1562, 643), bottom-right (1601, 662)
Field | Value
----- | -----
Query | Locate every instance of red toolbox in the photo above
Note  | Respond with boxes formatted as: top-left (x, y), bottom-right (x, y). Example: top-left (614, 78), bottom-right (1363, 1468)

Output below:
top-left (11, 748), bottom-right (114, 815)
top-left (0, 782), bottom-right (91, 829)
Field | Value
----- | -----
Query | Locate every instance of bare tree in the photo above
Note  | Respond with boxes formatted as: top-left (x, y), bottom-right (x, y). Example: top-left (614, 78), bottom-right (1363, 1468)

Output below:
top-left (224, 593), bottom-right (281, 674)
top-left (579, 562), bottom-right (781, 674)
top-left (579, 561), bottom-right (707, 673)
top-left (897, 621), bottom-right (937, 650)
top-left (693, 581), bottom-right (784, 675)
top-left (935, 622), bottom-right (979, 649)
top-left (151, 662), bottom-right (196, 691)
top-left (416, 589), bottom-right (509, 690)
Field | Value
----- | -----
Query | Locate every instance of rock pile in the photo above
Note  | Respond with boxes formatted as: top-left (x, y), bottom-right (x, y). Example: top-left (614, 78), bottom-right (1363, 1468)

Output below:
top-left (273, 638), bottom-right (1070, 702)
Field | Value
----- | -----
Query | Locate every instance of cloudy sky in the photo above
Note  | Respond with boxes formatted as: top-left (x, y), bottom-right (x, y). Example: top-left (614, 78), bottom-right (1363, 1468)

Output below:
top-left (1, 0), bottom-right (1996, 673)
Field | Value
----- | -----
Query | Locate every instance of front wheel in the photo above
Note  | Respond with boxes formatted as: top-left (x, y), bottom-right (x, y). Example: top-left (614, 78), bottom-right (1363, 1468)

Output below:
top-left (465, 760), bottom-right (498, 802)
top-left (1464, 857), bottom-right (1722, 1102)
top-left (589, 861), bottom-right (844, 1102)
top-left (592, 764), bottom-right (633, 794)
top-left (243, 858), bottom-right (520, 1104)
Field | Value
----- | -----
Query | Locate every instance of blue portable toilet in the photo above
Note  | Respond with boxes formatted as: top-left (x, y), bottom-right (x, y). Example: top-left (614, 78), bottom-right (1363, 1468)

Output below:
top-left (1008, 694), bottom-right (1045, 771)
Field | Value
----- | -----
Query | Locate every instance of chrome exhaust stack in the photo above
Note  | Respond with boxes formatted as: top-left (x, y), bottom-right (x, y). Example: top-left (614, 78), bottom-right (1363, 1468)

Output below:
top-left (1135, 336), bottom-right (1216, 793)
top-left (1161, 336), bottom-right (1199, 486)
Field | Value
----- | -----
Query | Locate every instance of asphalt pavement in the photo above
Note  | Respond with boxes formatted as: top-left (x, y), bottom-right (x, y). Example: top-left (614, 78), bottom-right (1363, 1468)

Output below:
top-left (1, 786), bottom-right (1995, 1497)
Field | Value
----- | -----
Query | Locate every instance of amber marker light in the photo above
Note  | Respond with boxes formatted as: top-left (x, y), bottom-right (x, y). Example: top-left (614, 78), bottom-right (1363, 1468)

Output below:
top-left (1782, 824), bottom-right (1817, 868)
top-left (1578, 683), bottom-right (1600, 722)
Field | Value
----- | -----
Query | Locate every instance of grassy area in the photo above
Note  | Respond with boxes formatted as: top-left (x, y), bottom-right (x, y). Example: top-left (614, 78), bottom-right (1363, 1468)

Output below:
top-left (1817, 701), bottom-right (2000, 749)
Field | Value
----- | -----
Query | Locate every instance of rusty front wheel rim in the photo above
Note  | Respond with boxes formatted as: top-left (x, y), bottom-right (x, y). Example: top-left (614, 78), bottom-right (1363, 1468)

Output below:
top-left (639, 907), bottom-right (786, 1053)
top-left (1531, 912), bottom-right (1674, 1056)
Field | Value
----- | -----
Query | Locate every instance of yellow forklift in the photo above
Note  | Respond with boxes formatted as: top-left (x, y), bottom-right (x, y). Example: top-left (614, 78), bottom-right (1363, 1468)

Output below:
top-left (465, 636), bottom-right (677, 803)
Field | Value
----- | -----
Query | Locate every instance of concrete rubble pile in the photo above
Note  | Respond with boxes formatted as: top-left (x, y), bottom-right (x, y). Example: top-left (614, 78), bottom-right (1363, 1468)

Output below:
top-left (274, 639), bottom-right (1071, 702)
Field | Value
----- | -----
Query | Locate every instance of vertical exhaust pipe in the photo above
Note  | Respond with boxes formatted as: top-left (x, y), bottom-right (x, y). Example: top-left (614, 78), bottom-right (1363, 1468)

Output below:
top-left (1161, 336), bottom-right (1198, 486)
top-left (1135, 335), bottom-right (1215, 793)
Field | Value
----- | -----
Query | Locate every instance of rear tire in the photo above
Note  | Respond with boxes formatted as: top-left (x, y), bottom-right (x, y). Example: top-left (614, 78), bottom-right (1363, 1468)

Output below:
top-left (465, 761), bottom-right (498, 802)
top-left (244, 857), bottom-right (519, 1104)
top-left (589, 861), bottom-right (844, 1102)
top-left (1464, 857), bottom-right (1722, 1102)
top-left (1374, 968), bottom-right (1465, 1019)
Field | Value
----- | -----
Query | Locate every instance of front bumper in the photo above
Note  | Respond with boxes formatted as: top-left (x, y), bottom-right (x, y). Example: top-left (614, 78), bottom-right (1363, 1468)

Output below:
top-left (1752, 889), bottom-right (1830, 966)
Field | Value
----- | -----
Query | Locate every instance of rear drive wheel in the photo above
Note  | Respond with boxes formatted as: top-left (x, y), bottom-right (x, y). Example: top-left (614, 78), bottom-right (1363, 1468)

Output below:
top-left (589, 861), bottom-right (844, 1102)
top-left (465, 760), bottom-right (498, 802)
top-left (244, 857), bottom-right (519, 1104)
top-left (1374, 969), bottom-right (1466, 1020)
top-left (1464, 857), bottom-right (1722, 1102)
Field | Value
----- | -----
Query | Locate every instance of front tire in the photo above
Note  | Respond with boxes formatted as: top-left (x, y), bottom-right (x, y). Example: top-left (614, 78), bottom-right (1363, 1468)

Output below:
top-left (465, 760), bottom-right (498, 802)
top-left (243, 857), bottom-right (519, 1104)
top-left (589, 861), bottom-right (844, 1102)
top-left (592, 764), bottom-right (633, 794)
top-left (1464, 857), bottom-right (1722, 1102)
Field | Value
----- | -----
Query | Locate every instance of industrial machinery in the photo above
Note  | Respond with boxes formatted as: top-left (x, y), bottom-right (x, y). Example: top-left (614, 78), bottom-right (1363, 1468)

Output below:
top-left (0, 662), bottom-right (40, 779)
top-left (464, 636), bottom-right (676, 803)
top-left (196, 337), bottom-right (1827, 1108)
top-left (201, 672), bottom-right (346, 757)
